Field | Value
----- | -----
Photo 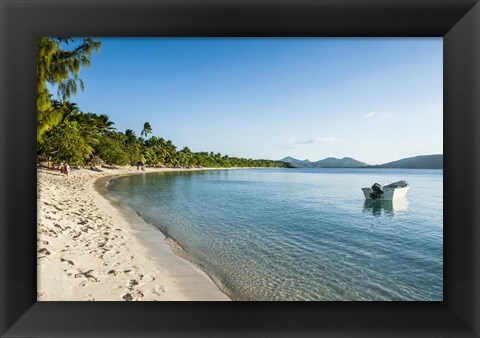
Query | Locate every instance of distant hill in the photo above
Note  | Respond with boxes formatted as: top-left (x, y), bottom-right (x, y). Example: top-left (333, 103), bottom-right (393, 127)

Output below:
top-left (279, 156), bottom-right (312, 167)
top-left (315, 157), bottom-right (368, 168)
top-left (370, 154), bottom-right (443, 169)
top-left (280, 156), bottom-right (367, 168)
top-left (279, 154), bottom-right (443, 169)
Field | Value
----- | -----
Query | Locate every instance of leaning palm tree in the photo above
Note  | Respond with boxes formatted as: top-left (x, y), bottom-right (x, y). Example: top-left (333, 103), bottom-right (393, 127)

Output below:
top-left (141, 122), bottom-right (153, 138)
top-left (37, 37), bottom-right (101, 143)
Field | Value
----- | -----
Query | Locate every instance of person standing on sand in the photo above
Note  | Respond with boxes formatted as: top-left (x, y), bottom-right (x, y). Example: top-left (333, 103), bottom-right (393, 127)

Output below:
top-left (61, 163), bottom-right (70, 177)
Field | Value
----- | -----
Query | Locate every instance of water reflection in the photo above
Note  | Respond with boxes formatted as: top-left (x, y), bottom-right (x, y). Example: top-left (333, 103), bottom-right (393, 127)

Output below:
top-left (363, 198), bottom-right (409, 217)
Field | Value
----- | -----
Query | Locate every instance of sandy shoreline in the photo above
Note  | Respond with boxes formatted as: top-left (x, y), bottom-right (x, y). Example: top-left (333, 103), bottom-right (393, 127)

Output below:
top-left (37, 166), bottom-right (230, 301)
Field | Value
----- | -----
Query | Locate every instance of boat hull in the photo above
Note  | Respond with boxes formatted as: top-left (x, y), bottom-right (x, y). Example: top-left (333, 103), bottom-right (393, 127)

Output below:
top-left (362, 186), bottom-right (410, 201)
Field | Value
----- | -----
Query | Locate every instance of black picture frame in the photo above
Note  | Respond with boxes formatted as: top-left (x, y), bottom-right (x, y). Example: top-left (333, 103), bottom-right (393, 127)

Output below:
top-left (1, 0), bottom-right (479, 337)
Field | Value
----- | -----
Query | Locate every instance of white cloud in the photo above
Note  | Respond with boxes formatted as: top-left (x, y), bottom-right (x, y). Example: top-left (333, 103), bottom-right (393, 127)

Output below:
top-left (285, 136), bottom-right (340, 145)
top-left (364, 111), bottom-right (394, 119)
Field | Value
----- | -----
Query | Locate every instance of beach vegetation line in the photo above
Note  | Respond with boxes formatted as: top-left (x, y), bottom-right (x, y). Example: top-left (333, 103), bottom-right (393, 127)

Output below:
top-left (36, 37), bottom-right (291, 169)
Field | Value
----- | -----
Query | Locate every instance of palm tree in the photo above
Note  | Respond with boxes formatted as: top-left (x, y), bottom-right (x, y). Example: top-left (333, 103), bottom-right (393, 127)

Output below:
top-left (158, 137), bottom-right (167, 164)
top-left (141, 122), bottom-right (153, 138)
top-left (165, 140), bottom-right (177, 166)
top-left (97, 114), bottom-right (117, 135)
top-left (124, 129), bottom-right (137, 145)
top-left (37, 37), bottom-right (101, 143)
top-left (61, 101), bottom-right (81, 119)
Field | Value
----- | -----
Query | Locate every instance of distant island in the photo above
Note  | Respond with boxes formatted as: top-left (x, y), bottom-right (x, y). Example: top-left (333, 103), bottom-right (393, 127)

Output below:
top-left (280, 154), bottom-right (443, 169)
top-left (366, 154), bottom-right (443, 169)
top-left (280, 156), bottom-right (367, 168)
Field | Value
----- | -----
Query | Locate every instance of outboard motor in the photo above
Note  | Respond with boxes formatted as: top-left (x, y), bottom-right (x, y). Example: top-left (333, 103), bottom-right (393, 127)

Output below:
top-left (370, 183), bottom-right (384, 200)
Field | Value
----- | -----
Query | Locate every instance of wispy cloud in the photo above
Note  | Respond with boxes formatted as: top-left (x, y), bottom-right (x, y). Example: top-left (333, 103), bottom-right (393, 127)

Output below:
top-left (364, 111), bottom-right (394, 119)
top-left (285, 137), bottom-right (340, 145)
top-left (271, 136), bottom-right (342, 149)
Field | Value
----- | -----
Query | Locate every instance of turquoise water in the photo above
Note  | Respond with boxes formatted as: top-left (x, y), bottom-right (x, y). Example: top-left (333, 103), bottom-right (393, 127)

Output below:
top-left (107, 168), bottom-right (443, 301)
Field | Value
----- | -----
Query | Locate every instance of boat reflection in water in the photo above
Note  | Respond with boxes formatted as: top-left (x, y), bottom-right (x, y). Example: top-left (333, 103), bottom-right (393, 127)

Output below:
top-left (363, 198), bottom-right (409, 217)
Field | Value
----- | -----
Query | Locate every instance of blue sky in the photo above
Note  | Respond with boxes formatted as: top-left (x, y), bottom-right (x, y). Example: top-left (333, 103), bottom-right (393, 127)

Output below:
top-left (64, 38), bottom-right (442, 165)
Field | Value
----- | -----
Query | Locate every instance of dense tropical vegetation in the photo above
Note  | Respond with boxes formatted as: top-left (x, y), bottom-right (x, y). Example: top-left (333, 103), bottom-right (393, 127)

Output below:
top-left (37, 37), bottom-right (290, 169)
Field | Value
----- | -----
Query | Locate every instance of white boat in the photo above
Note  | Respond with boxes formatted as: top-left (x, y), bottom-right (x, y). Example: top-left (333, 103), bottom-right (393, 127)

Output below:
top-left (361, 181), bottom-right (410, 201)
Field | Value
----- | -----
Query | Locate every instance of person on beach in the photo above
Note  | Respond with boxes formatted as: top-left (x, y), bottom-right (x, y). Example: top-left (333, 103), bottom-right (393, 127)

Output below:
top-left (60, 163), bottom-right (70, 177)
top-left (136, 161), bottom-right (140, 170)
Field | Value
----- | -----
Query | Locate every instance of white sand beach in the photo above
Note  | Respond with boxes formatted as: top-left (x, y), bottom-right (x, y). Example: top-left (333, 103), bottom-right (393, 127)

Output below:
top-left (37, 166), bottom-right (230, 301)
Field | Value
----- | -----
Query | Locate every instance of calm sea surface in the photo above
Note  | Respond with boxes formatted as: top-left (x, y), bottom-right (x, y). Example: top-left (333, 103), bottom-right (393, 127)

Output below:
top-left (107, 168), bottom-right (443, 301)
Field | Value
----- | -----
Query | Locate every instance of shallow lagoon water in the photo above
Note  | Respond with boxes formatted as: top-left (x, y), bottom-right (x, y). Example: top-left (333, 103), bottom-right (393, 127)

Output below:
top-left (108, 168), bottom-right (443, 301)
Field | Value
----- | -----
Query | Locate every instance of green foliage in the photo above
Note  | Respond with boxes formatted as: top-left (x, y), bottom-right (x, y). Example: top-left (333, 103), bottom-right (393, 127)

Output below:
top-left (36, 38), bottom-right (290, 169)
top-left (141, 122), bottom-right (153, 138)
top-left (95, 136), bottom-right (130, 165)
top-left (125, 142), bottom-right (143, 165)
top-left (37, 37), bottom-right (101, 143)
top-left (37, 107), bottom-right (291, 168)
top-left (39, 120), bottom-right (93, 165)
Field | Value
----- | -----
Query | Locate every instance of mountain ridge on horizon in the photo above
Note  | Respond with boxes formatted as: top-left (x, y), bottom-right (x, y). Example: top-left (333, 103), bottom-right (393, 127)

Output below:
top-left (279, 154), bottom-right (443, 169)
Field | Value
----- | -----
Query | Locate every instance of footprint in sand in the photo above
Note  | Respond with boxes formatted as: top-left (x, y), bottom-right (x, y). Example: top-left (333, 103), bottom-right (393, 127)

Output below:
top-left (123, 266), bottom-right (139, 275)
top-left (122, 289), bottom-right (144, 301)
top-left (48, 229), bottom-right (58, 237)
top-left (128, 279), bottom-right (139, 287)
top-left (54, 223), bottom-right (66, 232)
top-left (150, 285), bottom-right (165, 296)
top-left (74, 269), bottom-right (99, 282)
top-left (38, 248), bottom-right (51, 255)
top-left (60, 258), bottom-right (74, 265)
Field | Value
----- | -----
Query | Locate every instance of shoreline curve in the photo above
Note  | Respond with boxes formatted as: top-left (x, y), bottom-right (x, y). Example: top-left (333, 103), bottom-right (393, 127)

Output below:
top-left (96, 170), bottom-right (233, 300)
top-left (37, 166), bottom-right (230, 301)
